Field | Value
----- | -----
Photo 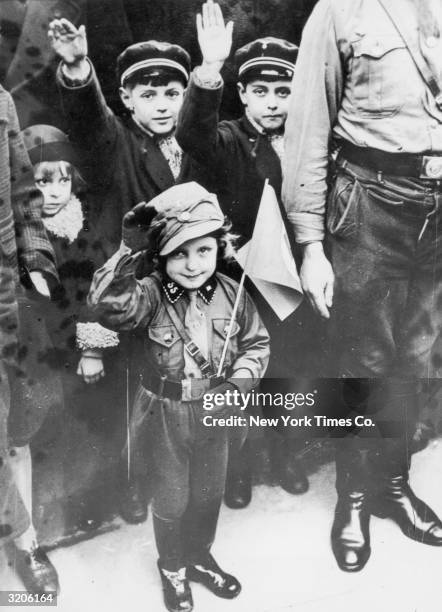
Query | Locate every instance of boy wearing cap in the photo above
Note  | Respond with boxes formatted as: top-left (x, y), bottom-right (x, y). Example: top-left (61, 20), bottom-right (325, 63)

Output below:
top-left (88, 182), bottom-right (269, 612)
top-left (47, 18), bottom-right (206, 523)
top-left (176, 0), bottom-right (314, 506)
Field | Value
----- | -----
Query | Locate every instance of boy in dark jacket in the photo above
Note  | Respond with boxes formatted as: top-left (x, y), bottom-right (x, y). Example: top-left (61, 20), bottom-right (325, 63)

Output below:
top-left (48, 17), bottom-right (205, 523)
top-left (176, 0), bottom-right (316, 506)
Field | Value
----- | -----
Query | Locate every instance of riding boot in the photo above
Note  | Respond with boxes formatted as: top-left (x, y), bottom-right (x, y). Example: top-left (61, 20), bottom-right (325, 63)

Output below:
top-left (369, 379), bottom-right (442, 546)
top-left (224, 439), bottom-right (252, 509)
top-left (331, 442), bottom-right (371, 572)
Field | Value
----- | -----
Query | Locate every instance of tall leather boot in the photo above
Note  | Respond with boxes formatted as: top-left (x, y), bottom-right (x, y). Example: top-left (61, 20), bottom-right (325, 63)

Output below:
top-left (153, 514), bottom-right (193, 612)
top-left (369, 379), bottom-right (442, 546)
top-left (224, 439), bottom-right (252, 509)
top-left (331, 443), bottom-right (371, 572)
top-left (273, 436), bottom-right (309, 495)
top-left (182, 501), bottom-right (241, 598)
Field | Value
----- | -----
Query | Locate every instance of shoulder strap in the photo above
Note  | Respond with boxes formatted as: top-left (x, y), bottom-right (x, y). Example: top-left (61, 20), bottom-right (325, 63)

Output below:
top-left (163, 299), bottom-right (215, 378)
top-left (377, 0), bottom-right (442, 109)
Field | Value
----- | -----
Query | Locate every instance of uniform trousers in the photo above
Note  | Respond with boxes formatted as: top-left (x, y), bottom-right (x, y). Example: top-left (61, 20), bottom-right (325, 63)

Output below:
top-left (131, 384), bottom-right (247, 570)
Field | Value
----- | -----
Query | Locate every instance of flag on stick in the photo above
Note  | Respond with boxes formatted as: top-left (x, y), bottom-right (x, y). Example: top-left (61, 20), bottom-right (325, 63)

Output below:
top-left (235, 182), bottom-right (303, 321)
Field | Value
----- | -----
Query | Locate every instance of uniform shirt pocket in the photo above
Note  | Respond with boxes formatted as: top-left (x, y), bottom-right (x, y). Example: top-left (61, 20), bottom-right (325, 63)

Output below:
top-left (351, 35), bottom-right (408, 117)
top-left (147, 324), bottom-right (181, 368)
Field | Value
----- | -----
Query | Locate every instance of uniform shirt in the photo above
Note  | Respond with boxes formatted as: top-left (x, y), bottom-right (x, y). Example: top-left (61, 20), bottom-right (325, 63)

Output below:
top-left (87, 248), bottom-right (270, 389)
top-left (282, 0), bottom-right (442, 244)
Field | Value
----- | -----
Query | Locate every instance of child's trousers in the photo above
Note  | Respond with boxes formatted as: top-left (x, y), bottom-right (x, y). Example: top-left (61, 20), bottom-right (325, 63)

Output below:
top-left (134, 385), bottom-right (247, 570)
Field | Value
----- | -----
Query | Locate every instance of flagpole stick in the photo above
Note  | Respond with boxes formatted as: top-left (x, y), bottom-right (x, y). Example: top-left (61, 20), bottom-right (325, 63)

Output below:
top-left (217, 269), bottom-right (246, 376)
top-left (216, 179), bottom-right (269, 377)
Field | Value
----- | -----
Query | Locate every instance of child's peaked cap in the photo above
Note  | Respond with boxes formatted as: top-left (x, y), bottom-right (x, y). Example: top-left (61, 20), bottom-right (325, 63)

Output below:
top-left (235, 37), bottom-right (298, 81)
top-left (149, 182), bottom-right (224, 256)
top-left (117, 41), bottom-right (191, 86)
top-left (21, 124), bottom-right (79, 167)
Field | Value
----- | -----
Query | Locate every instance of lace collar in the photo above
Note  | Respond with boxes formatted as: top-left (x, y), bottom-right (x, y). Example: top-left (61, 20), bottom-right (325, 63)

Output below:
top-left (42, 195), bottom-right (84, 244)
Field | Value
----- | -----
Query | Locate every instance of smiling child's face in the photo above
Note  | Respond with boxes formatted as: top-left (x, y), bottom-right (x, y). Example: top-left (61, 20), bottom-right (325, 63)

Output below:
top-left (34, 161), bottom-right (72, 216)
top-left (165, 235), bottom-right (218, 290)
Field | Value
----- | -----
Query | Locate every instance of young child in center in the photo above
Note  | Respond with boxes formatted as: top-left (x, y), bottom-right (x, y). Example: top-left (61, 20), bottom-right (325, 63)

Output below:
top-left (176, 0), bottom-right (319, 507)
top-left (88, 182), bottom-right (269, 612)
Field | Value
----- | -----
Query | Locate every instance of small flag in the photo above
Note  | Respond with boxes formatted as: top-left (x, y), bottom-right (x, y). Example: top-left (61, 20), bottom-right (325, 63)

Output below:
top-left (235, 182), bottom-right (303, 320)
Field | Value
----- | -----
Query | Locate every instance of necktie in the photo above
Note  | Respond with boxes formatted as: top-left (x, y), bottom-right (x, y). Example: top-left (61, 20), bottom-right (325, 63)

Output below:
top-left (183, 291), bottom-right (209, 379)
top-left (157, 135), bottom-right (183, 180)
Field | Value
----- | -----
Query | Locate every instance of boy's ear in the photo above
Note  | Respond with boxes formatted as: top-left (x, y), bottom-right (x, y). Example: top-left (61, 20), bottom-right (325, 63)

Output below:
top-left (237, 82), bottom-right (247, 106)
top-left (119, 86), bottom-right (133, 112)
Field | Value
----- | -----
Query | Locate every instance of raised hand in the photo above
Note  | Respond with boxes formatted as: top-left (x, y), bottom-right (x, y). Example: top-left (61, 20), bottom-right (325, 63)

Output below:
top-left (48, 18), bottom-right (87, 66)
top-left (122, 202), bottom-right (166, 253)
top-left (196, 0), bottom-right (233, 70)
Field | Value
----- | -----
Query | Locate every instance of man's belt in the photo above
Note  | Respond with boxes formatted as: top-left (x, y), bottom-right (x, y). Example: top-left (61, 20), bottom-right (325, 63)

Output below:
top-left (340, 142), bottom-right (442, 180)
top-left (141, 371), bottom-right (224, 401)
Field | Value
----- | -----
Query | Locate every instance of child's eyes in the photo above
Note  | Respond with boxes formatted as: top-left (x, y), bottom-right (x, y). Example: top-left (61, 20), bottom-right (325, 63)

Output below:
top-left (166, 91), bottom-right (180, 99)
top-left (35, 178), bottom-right (47, 185)
top-left (277, 89), bottom-right (291, 98)
top-left (60, 177), bottom-right (71, 184)
top-left (198, 246), bottom-right (213, 255)
top-left (142, 93), bottom-right (155, 100)
top-left (253, 88), bottom-right (266, 96)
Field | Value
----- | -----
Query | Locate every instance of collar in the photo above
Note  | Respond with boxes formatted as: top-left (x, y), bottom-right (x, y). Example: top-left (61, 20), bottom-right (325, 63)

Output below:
top-left (42, 194), bottom-right (84, 243)
top-left (161, 275), bottom-right (218, 305)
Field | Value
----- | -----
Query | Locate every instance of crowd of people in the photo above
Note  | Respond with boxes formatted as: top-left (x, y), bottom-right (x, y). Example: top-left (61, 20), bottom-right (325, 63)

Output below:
top-left (1, 1), bottom-right (441, 611)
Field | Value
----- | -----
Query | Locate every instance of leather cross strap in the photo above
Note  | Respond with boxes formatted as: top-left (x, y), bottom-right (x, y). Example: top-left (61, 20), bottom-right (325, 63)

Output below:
top-left (163, 298), bottom-right (215, 378)
top-left (377, 0), bottom-right (442, 109)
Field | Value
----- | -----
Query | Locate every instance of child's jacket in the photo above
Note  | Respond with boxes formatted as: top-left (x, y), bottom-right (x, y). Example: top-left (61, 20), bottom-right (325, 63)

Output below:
top-left (88, 250), bottom-right (270, 393)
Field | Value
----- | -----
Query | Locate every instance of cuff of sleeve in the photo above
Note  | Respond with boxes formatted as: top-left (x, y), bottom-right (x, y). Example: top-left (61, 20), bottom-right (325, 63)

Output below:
top-left (193, 66), bottom-right (223, 89)
top-left (228, 369), bottom-right (256, 394)
top-left (57, 58), bottom-right (93, 89)
top-left (287, 212), bottom-right (325, 244)
top-left (76, 322), bottom-right (119, 350)
top-left (24, 250), bottom-right (59, 286)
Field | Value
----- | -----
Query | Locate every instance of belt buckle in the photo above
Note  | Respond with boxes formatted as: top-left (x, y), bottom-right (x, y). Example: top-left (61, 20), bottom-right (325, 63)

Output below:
top-left (421, 156), bottom-right (442, 179)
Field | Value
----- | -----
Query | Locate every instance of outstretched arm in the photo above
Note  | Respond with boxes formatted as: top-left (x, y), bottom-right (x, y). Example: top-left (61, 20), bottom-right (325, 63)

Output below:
top-left (176, 0), bottom-right (234, 166)
top-left (49, 18), bottom-right (119, 156)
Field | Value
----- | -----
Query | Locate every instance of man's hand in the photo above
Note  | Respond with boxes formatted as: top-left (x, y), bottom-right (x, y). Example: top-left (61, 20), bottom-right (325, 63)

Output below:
top-left (77, 351), bottom-right (105, 384)
top-left (197, 0), bottom-right (233, 73)
top-left (29, 271), bottom-right (50, 298)
top-left (48, 18), bottom-right (90, 79)
top-left (300, 242), bottom-right (334, 319)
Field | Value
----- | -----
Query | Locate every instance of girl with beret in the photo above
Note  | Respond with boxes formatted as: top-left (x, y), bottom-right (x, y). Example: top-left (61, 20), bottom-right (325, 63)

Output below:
top-left (88, 182), bottom-right (270, 612)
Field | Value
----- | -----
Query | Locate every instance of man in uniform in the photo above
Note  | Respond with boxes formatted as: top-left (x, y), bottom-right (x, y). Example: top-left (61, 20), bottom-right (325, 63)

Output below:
top-left (283, 0), bottom-right (442, 572)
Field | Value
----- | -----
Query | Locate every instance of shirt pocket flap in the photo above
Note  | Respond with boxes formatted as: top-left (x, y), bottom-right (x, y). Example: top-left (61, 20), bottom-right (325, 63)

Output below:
top-left (353, 36), bottom-right (406, 59)
top-left (148, 325), bottom-right (180, 348)
top-left (212, 318), bottom-right (240, 339)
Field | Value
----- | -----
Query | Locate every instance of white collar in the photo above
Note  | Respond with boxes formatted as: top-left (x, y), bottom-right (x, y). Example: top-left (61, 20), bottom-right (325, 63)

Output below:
top-left (42, 194), bottom-right (84, 243)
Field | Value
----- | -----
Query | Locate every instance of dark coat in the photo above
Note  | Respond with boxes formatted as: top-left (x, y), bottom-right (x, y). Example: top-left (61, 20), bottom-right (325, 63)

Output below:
top-left (176, 75), bottom-right (329, 378)
top-left (0, 85), bottom-right (58, 545)
top-left (176, 75), bottom-right (283, 245)
top-left (56, 64), bottom-right (205, 259)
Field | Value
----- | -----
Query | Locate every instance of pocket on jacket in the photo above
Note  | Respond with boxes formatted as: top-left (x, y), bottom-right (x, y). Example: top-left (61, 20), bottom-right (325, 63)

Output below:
top-left (326, 175), bottom-right (361, 238)
top-left (351, 35), bottom-right (408, 117)
top-left (147, 324), bottom-right (180, 367)
top-left (212, 318), bottom-right (240, 371)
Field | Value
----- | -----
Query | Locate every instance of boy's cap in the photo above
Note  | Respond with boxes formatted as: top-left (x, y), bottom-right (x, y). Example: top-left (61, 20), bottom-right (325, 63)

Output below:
top-left (21, 124), bottom-right (79, 167)
top-left (117, 41), bottom-right (191, 86)
top-left (149, 182), bottom-right (224, 256)
top-left (235, 37), bottom-right (298, 81)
